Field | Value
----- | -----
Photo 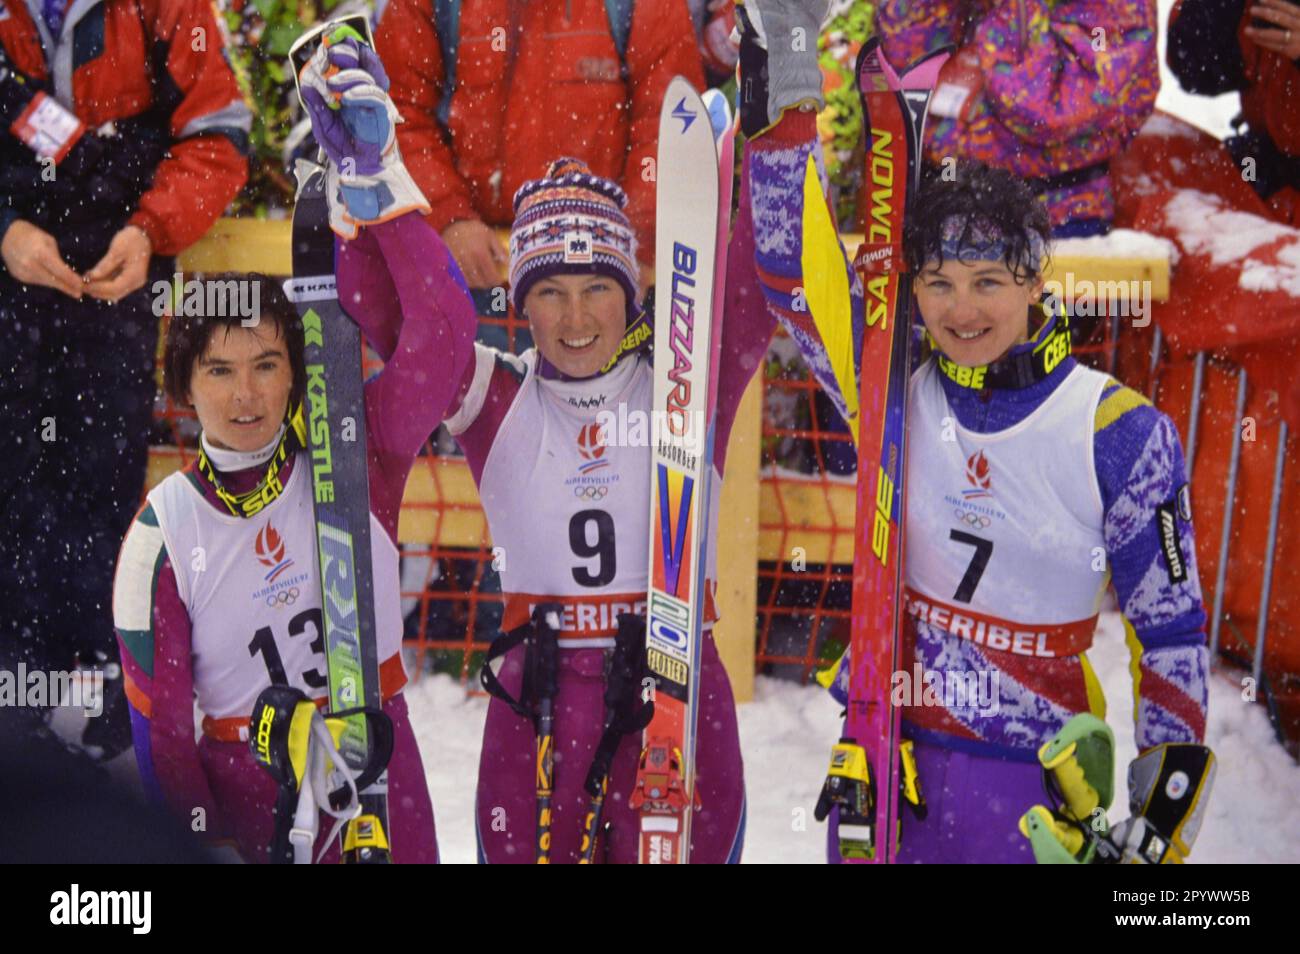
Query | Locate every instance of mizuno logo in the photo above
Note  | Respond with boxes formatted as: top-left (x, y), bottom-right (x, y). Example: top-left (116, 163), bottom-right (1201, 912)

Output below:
top-left (1157, 504), bottom-right (1187, 583)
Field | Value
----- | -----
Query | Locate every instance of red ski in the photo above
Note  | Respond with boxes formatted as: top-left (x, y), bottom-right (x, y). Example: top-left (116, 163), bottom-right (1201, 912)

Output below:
top-left (815, 37), bottom-right (950, 864)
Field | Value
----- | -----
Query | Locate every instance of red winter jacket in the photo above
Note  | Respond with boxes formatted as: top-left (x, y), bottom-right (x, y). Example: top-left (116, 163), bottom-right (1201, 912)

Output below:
top-left (375, 0), bottom-right (705, 261)
top-left (1234, 7), bottom-right (1300, 224)
top-left (0, 0), bottom-right (249, 255)
top-left (876, 0), bottom-right (1159, 236)
top-left (1167, 0), bottom-right (1300, 223)
top-left (1239, 35), bottom-right (1300, 158)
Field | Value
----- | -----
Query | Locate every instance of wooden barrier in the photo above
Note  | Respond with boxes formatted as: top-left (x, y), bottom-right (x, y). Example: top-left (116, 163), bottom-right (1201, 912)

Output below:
top-left (179, 218), bottom-right (293, 275)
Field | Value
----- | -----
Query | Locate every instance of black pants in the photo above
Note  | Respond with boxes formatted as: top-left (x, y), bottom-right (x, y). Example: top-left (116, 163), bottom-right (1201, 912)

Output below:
top-left (0, 269), bottom-right (163, 673)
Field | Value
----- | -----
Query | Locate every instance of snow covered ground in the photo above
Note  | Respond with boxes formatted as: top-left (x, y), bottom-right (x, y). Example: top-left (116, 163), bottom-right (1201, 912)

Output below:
top-left (73, 606), bottom-right (1298, 864)
top-left (403, 610), bottom-right (1300, 864)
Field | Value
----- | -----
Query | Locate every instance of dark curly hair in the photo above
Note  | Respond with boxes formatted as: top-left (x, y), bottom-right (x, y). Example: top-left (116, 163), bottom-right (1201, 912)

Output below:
top-left (903, 160), bottom-right (1051, 285)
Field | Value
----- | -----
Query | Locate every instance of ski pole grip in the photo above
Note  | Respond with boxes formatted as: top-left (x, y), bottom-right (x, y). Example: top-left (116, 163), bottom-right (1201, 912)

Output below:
top-left (531, 603), bottom-right (562, 702)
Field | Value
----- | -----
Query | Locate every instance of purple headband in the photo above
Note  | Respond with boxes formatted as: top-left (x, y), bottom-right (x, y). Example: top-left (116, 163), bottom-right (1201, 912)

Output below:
top-left (937, 214), bottom-right (1046, 274)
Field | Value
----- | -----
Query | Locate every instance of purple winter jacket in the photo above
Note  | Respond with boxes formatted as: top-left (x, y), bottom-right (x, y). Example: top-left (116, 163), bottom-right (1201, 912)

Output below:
top-left (876, 0), bottom-right (1159, 236)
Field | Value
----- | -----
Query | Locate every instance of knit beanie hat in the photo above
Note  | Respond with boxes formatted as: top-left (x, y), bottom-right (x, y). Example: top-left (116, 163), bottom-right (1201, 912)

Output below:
top-left (509, 158), bottom-right (641, 322)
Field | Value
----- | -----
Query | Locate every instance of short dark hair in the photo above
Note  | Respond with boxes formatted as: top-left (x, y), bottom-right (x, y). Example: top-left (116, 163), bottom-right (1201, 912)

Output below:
top-left (904, 161), bottom-right (1052, 285)
top-left (162, 272), bottom-right (305, 409)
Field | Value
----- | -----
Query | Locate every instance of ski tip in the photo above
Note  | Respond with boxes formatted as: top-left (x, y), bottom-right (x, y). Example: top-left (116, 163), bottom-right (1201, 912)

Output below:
top-left (856, 38), bottom-right (953, 93)
top-left (898, 45), bottom-right (953, 91)
top-left (661, 75), bottom-right (708, 138)
top-left (665, 74), bottom-right (695, 94)
top-left (855, 36), bottom-right (898, 93)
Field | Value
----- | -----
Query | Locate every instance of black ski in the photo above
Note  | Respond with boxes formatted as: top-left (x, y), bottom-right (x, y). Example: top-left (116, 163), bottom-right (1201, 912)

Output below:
top-left (288, 159), bottom-right (391, 864)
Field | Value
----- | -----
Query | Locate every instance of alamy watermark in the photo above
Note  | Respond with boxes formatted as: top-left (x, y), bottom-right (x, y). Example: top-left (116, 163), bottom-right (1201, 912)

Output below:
top-left (891, 663), bottom-right (1000, 717)
top-left (1044, 273), bottom-right (1151, 328)
top-left (0, 665), bottom-right (104, 717)
top-left (50, 885), bottom-right (151, 934)
top-left (595, 403), bottom-right (709, 456)
top-left (151, 272), bottom-right (263, 327)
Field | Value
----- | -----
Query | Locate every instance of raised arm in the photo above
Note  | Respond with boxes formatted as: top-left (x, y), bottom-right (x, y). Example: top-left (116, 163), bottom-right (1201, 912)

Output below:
top-left (747, 108), bottom-right (866, 434)
top-left (298, 30), bottom-right (481, 536)
top-left (727, 3), bottom-right (867, 442)
top-left (338, 213), bottom-right (479, 538)
top-left (713, 151), bottom-right (777, 475)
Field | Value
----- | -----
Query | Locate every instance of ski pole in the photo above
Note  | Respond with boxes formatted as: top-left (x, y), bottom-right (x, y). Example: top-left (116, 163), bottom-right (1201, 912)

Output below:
top-left (479, 604), bottom-right (562, 863)
top-left (579, 614), bottom-right (653, 863)
top-left (1108, 311), bottom-right (1120, 376)
top-left (533, 612), bottom-right (559, 864)
top-left (1185, 352), bottom-right (1205, 465)
top-left (1252, 420), bottom-right (1288, 688)
top-left (578, 774), bottom-right (611, 865)
top-left (1146, 326), bottom-right (1163, 401)
top-left (1209, 367), bottom-right (1247, 659)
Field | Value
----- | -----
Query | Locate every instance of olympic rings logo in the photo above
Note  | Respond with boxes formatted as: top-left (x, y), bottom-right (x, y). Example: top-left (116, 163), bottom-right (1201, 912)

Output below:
top-left (574, 485), bottom-right (609, 500)
top-left (265, 587), bottom-right (300, 608)
top-left (954, 509), bottom-right (991, 531)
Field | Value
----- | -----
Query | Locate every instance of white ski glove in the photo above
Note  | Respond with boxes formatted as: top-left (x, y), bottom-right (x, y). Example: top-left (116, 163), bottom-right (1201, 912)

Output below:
top-left (297, 25), bottom-right (429, 239)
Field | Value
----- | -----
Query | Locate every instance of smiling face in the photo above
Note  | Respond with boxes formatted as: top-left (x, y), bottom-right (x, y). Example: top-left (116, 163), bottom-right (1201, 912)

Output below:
top-left (523, 273), bottom-right (628, 378)
top-left (912, 257), bottom-right (1045, 367)
top-left (186, 323), bottom-right (294, 452)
